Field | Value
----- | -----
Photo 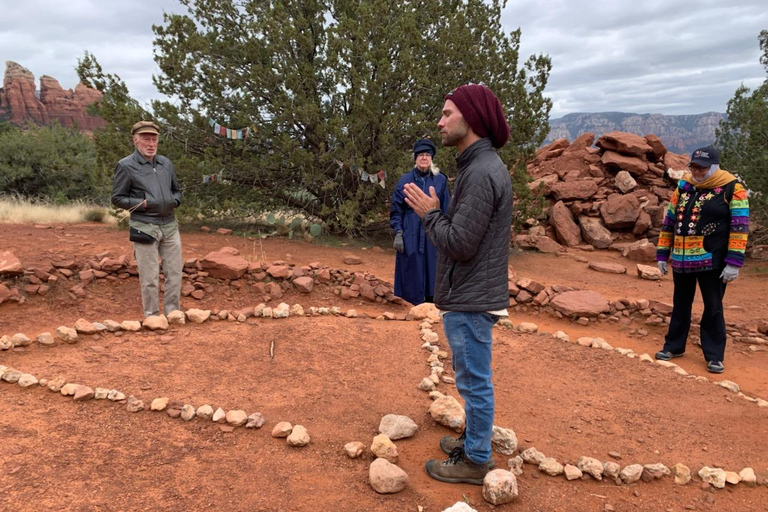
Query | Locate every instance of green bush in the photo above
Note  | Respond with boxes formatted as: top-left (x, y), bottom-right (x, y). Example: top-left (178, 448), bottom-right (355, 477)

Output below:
top-left (82, 208), bottom-right (107, 223)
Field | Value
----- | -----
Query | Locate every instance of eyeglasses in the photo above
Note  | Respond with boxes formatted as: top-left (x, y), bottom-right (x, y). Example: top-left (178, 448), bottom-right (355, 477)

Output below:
top-left (416, 153), bottom-right (432, 158)
top-left (687, 163), bottom-right (708, 171)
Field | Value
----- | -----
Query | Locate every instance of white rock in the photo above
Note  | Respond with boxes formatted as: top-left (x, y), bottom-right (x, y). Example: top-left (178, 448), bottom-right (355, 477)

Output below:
top-left (698, 466), bottom-right (726, 488)
top-left (212, 407), bottom-right (226, 422)
top-left (10, 333), bottom-right (30, 347)
top-left (246, 413), bottom-right (265, 429)
top-left (482, 469), bottom-right (518, 505)
top-left (672, 463), bottom-right (691, 485)
top-left (428, 395), bottom-right (465, 433)
top-left (107, 390), bottom-right (126, 401)
top-left (121, 320), bottom-right (142, 332)
top-left (344, 441), bottom-right (365, 458)
top-left (151, 397), bottom-right (169, 411)
top-left (185, 308), bottom-right (211, 323)
top-left (517, 322), bottom-right (538, 333)
top-left (441, 503), bottom-right (478, 512)
top-left (620, 464), bottom-right (644, 484)
top-left (539, 457), bottom-right (564, 476)
top-left (55, 326), bottom-right (78, 343)
top-left (553, 331), bottom-right (570, 342)
top-left (181, 404), bottom-right (196, 421)
top-left (369, 458), bottom-right (408, 494)
top-left (102, 320), bottom-right (123, 331)
top-left (273, 303), bottom-right (291, 318)
top-left (520, 447), bottom-right (546, 465)
top-left (167, 310), bottom-right (186, 325)
top-left (418, 377), bottom-right (436, 391)
top-left (196, 405), bottom-right (214, 419)
top-left (564, 464), bottom-right (582, 480)
top-left (378, 414), bottom-right (418, 440)
top-left (508, 455), bottom-right (524, 475)
top-left (94, 388), bottom-right (109, 400)
top-left (271, 421), bottom-right (293, 437)
top-left (17, 374), bottom-right (38, 387)
top-left (35, 332), bottom-right (55, 346)
top-left (60, 383), bottom-right (79, 396)
top-left (717, 380), bottom-right (740, 393)
top-left (287, 425), bottom-right (310, 446)
top-left (739, 467), bottom-right (757, 487)
top-left (370, 434), bottom-right (398, 463)
top-left (491, 425), bottom-right (518, 455)
top-left (226, 410), bottom-right (247, 426)
top-left (142, 315), bottom-right (169, 331)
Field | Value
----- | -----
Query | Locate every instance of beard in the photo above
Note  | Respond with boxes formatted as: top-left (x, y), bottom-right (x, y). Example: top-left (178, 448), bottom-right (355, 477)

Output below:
top-left (441, 122), bottom-right (469, 147)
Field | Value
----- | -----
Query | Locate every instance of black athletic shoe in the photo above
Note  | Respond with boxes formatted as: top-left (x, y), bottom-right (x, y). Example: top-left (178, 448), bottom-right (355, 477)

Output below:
top-left (707, 361), bottom-right (724, 373)
top-left (655, 350), bottom-right (684, 361)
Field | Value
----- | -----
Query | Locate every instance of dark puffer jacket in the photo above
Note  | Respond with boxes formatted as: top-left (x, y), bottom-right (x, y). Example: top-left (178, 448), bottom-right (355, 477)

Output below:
top-left (111, 150), bottom-right (182, 225)
top-left (423, 138), bottom-right (513, 311)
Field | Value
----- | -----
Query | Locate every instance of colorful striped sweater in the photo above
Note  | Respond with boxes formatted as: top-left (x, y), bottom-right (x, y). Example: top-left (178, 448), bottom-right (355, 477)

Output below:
top-left (656, 170), bottom-right (749, 273)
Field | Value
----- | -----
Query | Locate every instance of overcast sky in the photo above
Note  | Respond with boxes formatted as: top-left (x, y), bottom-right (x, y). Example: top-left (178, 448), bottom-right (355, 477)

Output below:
top-left (1, 0), bottom-right (766, 119)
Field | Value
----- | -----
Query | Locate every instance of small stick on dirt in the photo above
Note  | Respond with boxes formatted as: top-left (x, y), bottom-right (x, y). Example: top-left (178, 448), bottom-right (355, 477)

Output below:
top-left (589, 493), bottom-right (608, 499)
top-left (269, 339), bottom-right (275, 362)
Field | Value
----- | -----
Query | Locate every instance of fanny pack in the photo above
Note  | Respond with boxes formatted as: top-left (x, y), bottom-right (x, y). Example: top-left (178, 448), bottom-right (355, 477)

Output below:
top-left (129, 226), bottom-right (156, 244)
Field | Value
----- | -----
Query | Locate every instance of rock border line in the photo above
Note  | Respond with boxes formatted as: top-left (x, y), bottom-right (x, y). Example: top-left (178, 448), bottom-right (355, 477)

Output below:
top-left (409, 312), bottom-right (765, 508)
top-left (1, 301), bottom-right (766, 506)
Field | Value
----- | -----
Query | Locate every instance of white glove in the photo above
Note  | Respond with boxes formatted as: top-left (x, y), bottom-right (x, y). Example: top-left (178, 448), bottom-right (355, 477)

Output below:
top-left (657, 261), bottom-right (668, 276)
top-left (720, 264), bottom-right (739, 283)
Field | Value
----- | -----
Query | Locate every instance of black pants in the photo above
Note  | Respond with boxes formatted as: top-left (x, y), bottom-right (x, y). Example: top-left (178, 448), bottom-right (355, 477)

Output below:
top-left (663, 269), bottom-right (728, 362)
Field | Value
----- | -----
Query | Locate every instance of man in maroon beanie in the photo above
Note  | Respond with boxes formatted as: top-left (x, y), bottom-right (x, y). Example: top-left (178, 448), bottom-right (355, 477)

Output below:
top-left (404, 84), bottom-right (514, 485)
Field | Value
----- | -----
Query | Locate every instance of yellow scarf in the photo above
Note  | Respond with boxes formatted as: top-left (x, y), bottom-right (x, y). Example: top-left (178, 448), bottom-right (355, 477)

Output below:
top-left (682, 168), bottom-right (737, 189)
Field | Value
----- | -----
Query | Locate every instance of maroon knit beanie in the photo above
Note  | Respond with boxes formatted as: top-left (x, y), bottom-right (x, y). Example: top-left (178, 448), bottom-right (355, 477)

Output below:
top-left (444, 84), bottom-right (510, 148)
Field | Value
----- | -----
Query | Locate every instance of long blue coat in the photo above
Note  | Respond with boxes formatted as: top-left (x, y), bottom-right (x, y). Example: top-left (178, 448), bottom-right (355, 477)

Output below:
top-left (390, 167), bottom-right (450, 305)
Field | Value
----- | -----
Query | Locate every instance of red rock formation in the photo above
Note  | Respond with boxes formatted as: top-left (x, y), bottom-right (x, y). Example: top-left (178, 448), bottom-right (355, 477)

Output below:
top-left (0, 61), bottom-right (105, 131)
top-left (524, 131), bottom-right (691, 252)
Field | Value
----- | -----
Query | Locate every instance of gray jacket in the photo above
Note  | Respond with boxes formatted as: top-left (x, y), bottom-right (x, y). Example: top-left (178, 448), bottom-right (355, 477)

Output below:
top-left (112, 150), bottom-right (182, 225)
top-left (423, 138), bottom-right (513, 311)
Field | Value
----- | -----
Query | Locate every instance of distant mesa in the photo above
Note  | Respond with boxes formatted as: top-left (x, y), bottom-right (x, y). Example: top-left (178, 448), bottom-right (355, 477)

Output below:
top-left (0, 61), bottom-right (105, 131)
top-left (545, 112), bottom-right (726, 155)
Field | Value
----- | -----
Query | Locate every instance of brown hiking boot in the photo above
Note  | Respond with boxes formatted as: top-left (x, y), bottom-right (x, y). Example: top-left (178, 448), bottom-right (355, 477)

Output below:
top-left (439, 432), bottom-right (495, 468)
top-left (439, 431), bottom-right (466, 454)
top-left (425, 447), bottom-right (494, 485)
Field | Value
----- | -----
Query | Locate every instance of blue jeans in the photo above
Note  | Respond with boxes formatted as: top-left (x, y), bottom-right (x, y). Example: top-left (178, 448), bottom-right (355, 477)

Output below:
top-left (442, 311), bottom-right (498, 464)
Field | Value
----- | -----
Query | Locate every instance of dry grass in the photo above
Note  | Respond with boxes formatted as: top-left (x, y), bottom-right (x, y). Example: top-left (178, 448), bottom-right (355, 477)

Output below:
top-left (0, 197), bottom-right (116, 225)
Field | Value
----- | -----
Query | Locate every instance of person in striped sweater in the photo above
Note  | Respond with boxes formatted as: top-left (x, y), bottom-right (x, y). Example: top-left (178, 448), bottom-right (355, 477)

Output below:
top-left (655, 145), bottom-right (749, 373)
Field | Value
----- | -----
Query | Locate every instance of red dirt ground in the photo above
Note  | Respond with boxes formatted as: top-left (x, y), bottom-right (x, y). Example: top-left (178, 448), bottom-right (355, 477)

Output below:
top-left (1, 223), bottom-right (767, 512)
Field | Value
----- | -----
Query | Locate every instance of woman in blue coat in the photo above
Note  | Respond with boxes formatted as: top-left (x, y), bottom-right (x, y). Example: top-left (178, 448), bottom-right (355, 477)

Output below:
top-left (390, 138), bottom-right (450, 305)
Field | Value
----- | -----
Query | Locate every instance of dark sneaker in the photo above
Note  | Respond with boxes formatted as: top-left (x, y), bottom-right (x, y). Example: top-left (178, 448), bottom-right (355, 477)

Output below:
top-left (655, 350), bottom-right (684, 361)
top-left (707, 361), bottom-right (724, 373)
top-left (439, 431), bottom-right (466, 455)
top-left (425, 447), bottom-right (493, 485)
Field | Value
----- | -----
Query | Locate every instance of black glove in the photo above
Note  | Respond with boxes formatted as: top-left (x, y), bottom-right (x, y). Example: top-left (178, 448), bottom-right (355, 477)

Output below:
top-left (393, 230), bottom-right (404, 253)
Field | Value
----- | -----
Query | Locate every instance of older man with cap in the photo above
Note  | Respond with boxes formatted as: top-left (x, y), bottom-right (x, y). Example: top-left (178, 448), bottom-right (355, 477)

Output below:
top-left (112, 121), bottom-right (183, 318)
top-left (404, 84), bottom-right (513, 485)
top-left (390, 138), bottom-right (450, 305)
top-left (655, 145), bottom-right (749, 374)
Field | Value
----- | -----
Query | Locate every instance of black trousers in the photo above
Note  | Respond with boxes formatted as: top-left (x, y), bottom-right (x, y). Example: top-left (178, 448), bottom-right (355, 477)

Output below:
top-left (663, 269), bottom-right (728, 362)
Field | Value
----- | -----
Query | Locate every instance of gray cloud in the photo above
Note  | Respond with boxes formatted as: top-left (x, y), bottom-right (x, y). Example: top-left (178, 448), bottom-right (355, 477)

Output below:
top-left (504, 0), bottom-right (768, 116)
top-left (1, 0), bottom-right (766, 117)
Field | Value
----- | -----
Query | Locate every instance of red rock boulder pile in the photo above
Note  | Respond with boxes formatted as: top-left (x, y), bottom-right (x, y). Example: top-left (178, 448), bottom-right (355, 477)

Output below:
top-left (522, 131), bottom-right (691, 252)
